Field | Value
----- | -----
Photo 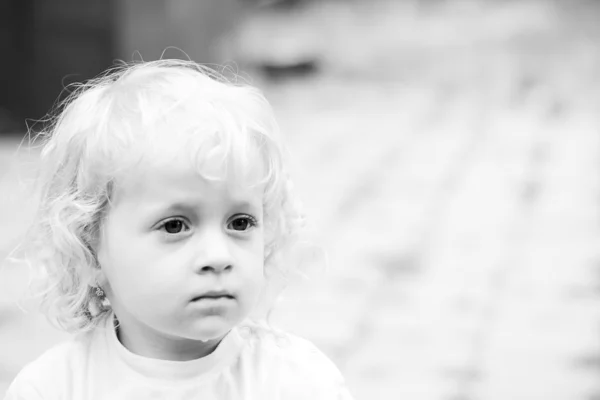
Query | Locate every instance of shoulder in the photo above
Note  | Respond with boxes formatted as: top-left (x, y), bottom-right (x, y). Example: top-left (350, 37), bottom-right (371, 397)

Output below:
top-left (238, 323), bottom-right (352, 398)
top-left (4, 335), bottom-right (90, 400)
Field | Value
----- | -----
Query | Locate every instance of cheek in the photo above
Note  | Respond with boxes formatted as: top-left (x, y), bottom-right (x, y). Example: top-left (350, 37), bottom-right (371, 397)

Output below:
top-left (237, 238), bottom-right (265, 280)
top-left (96, 219), bottom-right (158, 288)
top-left (250, 237), bottom-right (266, 274)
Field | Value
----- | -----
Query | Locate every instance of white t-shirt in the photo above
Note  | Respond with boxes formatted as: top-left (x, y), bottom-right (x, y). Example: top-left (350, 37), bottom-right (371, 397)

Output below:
top-left (4, 314), bottom-right (353, 400)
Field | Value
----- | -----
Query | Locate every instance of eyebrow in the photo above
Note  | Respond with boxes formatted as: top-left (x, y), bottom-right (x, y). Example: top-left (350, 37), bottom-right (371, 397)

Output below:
top-left (160, 202), bottom-right (197, 215)
top-left (229, 200), bottom-right (262, 211)
top-left (154, 200), bottom-right (261, 216)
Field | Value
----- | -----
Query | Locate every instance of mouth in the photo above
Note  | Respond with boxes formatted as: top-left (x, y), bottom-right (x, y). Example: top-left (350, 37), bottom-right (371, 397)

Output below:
top-left (191, 291), bottom-right (235, 302)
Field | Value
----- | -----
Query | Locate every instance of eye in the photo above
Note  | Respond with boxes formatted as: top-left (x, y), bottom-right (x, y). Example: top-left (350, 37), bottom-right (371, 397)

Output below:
top-left (228, 215), bottom-right (257, 232)
top-left (159, 218), bottom-right (190, 234)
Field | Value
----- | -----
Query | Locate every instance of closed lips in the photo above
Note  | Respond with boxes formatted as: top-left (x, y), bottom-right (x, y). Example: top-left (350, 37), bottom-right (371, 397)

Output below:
top-left (192, 293), bottom-right (234, 301)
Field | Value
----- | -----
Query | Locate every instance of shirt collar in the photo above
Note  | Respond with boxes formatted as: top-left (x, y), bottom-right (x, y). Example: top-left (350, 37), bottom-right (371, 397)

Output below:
top-left (100, 312), bottom-right (243, 381)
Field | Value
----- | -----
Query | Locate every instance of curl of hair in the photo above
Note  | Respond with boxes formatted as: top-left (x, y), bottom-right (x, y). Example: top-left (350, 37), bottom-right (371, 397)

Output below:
top-left (21, 59), bottom-right (309, 334)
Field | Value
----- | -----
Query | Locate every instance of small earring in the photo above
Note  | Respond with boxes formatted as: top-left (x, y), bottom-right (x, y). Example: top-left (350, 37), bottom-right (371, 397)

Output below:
top-left (95, 287), bottom-right (105, 298)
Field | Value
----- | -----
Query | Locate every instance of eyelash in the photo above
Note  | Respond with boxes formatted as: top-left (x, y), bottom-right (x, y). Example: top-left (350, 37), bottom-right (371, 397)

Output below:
top-left (157, 218), bottom-right (191, 235)
top-left (230, 214), bottom-right (259, 231)
top-left (156, 214), bottom-right (259, 235)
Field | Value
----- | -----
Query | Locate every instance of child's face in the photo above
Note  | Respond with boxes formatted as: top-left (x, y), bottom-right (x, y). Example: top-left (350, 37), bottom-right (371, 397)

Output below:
top-left (96, 152), bottom-right (265, 359)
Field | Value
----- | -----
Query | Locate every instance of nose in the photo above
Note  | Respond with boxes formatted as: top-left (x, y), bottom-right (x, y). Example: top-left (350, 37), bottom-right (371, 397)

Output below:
top-left (194, 228), bottom-right (234, 274)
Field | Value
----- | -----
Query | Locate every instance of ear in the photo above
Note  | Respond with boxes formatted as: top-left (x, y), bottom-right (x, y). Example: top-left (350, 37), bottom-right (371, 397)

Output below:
top-left (89, 216), bottom-right (109, 281)
top-left (86, 243), bottom-right (105, 286)
top-left (83, 214), bottom-right (106, 272)
top-left (89, 264), bottom-right (107, 287)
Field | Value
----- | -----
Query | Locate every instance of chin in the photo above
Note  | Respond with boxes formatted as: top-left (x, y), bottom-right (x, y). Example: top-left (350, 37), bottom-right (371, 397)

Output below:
top-left (189, 318), bottom-right (235, 341)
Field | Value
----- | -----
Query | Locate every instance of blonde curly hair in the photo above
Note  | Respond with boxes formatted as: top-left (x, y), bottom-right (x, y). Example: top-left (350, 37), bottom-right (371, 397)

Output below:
top-left (22, 60), bottom-right (306, 334)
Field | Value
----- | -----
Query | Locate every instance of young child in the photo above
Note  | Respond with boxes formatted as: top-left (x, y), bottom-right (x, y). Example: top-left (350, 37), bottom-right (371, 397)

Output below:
top-left (5, 60), bottom-right (354, 399)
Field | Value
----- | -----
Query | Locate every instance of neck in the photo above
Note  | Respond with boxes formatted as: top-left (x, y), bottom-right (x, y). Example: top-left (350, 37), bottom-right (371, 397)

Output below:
top-left (114, 317), bottom-right (224, 361)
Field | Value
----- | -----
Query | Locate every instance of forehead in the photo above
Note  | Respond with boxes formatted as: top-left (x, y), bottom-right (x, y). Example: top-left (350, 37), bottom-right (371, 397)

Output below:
top-left (112, 147), bottom-right (266, 208)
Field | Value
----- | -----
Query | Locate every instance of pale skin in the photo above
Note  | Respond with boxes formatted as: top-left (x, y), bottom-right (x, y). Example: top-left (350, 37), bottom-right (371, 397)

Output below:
top-left (95, 154), bottom-right (266, 361)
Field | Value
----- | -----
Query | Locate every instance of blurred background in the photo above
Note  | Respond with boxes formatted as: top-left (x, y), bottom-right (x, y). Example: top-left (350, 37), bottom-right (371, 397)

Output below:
top-left (2, 0), bottom-right (600, 398)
